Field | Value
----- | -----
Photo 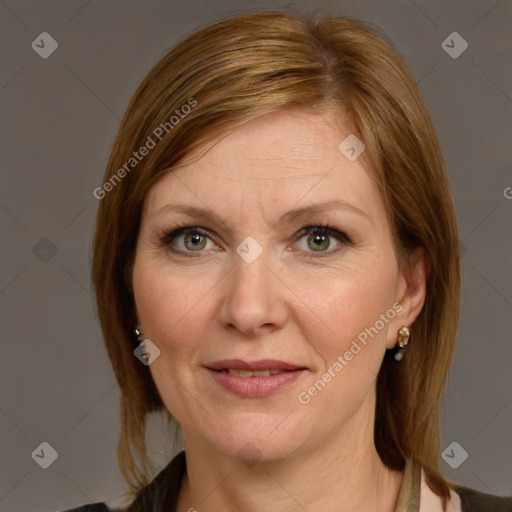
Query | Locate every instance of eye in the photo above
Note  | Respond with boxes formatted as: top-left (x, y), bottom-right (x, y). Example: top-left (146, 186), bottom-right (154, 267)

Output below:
top-left (294, 225), bottom-right (351, 256)
top-left (158, 223), bottom-right (351, 258)
top-left (160, 226), bottom-right (218, 254)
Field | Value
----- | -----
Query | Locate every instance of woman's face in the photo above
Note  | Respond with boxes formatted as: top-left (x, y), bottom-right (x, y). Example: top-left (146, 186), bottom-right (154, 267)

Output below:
top-left (132, 109), bottom-right (425, 464)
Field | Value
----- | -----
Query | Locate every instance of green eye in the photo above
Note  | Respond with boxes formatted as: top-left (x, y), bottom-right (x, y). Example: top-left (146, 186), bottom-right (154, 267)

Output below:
top-left (160, 226), bottom-right (215, 254)
top-left (183, 233), bottom-right (207, 251)
top-left (295, 226), bottom-right (351, 256)
top-left (306, 233), bottom-right (331, 251)
top-left (159, 224), bottom-right (351, 258)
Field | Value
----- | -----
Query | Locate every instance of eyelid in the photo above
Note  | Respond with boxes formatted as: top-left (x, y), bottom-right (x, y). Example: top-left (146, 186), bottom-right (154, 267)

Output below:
top-left (159, 225), bottom-right (215, 247)
top-left (157, 221), bottom-right (351, 258)
top-left (291, 225), bottom-right (351, 258)
top-left (294, 225), bottom-right (351, 243)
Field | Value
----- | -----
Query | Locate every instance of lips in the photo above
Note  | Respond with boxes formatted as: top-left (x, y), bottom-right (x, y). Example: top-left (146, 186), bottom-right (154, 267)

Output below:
top-left (221, 368), bottom-right (281, 377)
top-left (207, 359), bottom-right (305, 372)
top-left (205, 359), bottom-right (309, 397)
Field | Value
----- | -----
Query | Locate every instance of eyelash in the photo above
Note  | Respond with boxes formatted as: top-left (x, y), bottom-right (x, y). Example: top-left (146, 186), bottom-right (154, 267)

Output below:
top-left (157, 221), bottom-right (352, 259)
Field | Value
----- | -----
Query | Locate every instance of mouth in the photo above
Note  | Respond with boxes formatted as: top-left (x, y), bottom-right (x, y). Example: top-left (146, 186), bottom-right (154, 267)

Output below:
top-left (207, 358), bottom-right (307, 372)
top-left (214, 368), bottom-right (284, 377)
top-left (205, 359), bottom-right (309, 397)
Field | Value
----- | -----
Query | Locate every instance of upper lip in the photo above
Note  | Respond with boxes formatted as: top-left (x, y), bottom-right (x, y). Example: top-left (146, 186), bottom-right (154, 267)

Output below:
top-left (206, 359), bottom-right (307, 371)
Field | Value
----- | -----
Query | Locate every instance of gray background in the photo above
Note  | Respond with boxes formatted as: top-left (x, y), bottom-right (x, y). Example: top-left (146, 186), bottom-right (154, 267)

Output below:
top-left (0, 0), bottom-right (511, 511)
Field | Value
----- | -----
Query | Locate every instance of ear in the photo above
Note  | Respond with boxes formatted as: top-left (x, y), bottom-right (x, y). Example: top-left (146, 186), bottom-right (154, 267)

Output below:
top-left (386, 246), bottom-right (429, 349)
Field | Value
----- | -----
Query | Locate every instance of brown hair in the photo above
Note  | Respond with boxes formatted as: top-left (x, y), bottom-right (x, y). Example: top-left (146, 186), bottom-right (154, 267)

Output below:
top-left (91, 10), bottom-right (460, 506)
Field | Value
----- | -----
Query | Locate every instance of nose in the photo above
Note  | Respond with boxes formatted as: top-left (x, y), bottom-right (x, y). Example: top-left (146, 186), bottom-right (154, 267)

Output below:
top-left (218, 249), bottom-right (288, 336)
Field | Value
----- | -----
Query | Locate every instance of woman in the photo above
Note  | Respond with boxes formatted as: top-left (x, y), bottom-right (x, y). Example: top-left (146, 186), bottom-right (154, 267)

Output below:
top-left (73, 10), bottom-right (511, 512)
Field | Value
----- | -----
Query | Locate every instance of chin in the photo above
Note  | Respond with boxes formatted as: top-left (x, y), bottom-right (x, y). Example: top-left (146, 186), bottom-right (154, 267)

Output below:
top-left (222, 437), bottom-right (300, 467)
top-left (196, 412), bottom-right (313, 467)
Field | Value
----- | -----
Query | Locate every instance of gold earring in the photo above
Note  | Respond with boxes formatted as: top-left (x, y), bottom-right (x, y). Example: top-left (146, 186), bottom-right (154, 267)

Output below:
top-left (133, 325), bottom-right (149, 362)
top-left (397, 326), bottom-right (410, 347)
top-left (394, 326), bottom-right (410, 361)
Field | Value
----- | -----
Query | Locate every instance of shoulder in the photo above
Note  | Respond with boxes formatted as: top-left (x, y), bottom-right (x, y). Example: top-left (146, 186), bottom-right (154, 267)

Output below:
top-left (62, 451), bottom-right (187, 512)
top-left (452, 483), bottom-right (512, 512)
top-left (62, 504), bottom-right (110, 512)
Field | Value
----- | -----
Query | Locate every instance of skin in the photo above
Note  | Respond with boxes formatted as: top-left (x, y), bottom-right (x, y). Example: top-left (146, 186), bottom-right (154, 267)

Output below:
top-left (132, 109), bottom-right (428, 512)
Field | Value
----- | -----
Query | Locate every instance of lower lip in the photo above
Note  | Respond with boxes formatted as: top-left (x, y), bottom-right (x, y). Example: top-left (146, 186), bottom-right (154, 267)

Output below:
top-left (206, 368), bottom-right (307, 397)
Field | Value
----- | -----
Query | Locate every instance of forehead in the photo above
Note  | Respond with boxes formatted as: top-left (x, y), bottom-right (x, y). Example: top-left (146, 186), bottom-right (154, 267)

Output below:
top-left (143, 109), bottom-right (382, 221)
top-left (182, 109), bottom-right (352, 178)
top-left (206, 110), bottom-right (341, 174)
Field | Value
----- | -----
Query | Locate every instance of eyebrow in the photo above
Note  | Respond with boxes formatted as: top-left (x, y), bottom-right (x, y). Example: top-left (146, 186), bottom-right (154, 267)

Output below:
top-left (150, 199), bottom-right (371, 225)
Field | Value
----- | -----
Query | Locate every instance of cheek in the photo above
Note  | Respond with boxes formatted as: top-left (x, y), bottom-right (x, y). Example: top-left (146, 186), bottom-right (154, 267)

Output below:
top-left (132, 259), bottom-right (218, 345)
top-left (132, 261), bottom-right (218, 421)
top-left (299, 264), bottom-right (398, 356)
top-left (294, 274), bottom-right (397, 415)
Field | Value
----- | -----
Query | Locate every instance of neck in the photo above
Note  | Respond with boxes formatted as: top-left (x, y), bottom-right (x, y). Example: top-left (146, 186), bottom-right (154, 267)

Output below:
top-left (176, 418), bottom-right (403, 512)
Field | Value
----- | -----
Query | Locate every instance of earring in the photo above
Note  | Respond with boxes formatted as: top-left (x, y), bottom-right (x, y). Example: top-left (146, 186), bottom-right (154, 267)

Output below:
top-left (393, 326), bottom-right (410, 361)
top-left (133, 325), bottom-right (150, 362)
